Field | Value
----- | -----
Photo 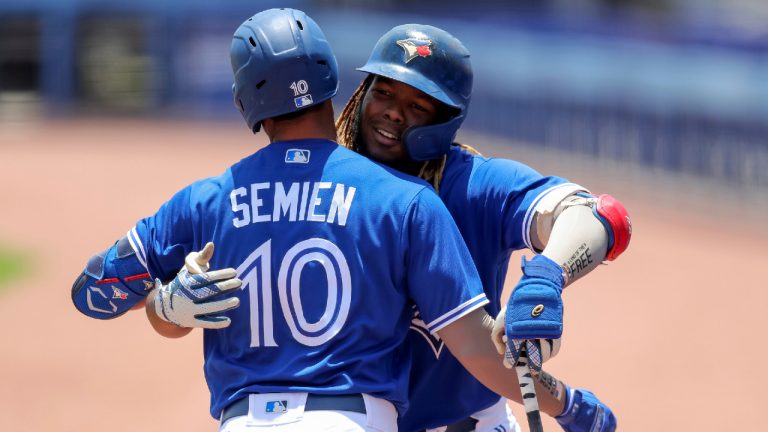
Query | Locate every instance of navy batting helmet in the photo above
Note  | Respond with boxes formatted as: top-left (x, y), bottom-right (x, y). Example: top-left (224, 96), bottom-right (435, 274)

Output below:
top-left (231, 8), bottom-right (339, 133)
top-left (358, 24), bottom-right (472, 160)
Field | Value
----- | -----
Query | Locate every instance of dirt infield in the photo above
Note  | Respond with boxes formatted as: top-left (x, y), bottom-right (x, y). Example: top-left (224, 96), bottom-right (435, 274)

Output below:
top-left (0, 118), bottom-right (765, 431)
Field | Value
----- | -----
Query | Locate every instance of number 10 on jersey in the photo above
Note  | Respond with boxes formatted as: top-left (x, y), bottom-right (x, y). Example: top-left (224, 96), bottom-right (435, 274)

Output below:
top-left (236, 238), bottom-right (352, 348)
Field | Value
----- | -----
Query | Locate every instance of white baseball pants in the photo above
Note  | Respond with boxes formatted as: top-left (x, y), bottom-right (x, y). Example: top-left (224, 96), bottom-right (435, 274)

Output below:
top-left (218, 393), bottom-right (397, 432)
top-left (426, 397), bottom-right (521, 432)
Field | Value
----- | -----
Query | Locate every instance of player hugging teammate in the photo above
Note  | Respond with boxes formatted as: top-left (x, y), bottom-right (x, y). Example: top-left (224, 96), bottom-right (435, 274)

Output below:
top-left (71, 8), bottom-right (630, 432)
top-left (336, 22), bottom-right (630, 432)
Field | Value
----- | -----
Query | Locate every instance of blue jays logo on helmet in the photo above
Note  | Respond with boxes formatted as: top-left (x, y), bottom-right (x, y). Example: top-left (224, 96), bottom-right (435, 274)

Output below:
top-left (358, 24), bottom-right (473, 161)
top-left (396, 39), bottom-right (433, 63)
top-left (230, 8), bottom-right (339, 133)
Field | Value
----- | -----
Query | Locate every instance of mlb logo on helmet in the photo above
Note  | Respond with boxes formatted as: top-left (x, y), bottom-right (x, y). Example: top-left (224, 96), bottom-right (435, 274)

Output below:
top-left (396, 38), bottom-right (433, 64)
top-left (265, 400), bottom-right (288, 413)
top-left (294, 94), bottom-right (314, 108)
top-left (285, 149), bottom-right (310, 164)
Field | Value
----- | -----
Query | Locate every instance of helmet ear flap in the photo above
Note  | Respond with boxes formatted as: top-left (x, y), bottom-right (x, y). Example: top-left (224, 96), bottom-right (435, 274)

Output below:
top-left (402, 114), bottom-right (464, 161)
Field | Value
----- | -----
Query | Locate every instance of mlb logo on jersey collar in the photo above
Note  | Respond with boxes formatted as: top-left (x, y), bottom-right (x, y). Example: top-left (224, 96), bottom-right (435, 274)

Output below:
top-left (265, 400), bottom-right (288, 413)
top-left (285, 149), bottom-right (310, 164)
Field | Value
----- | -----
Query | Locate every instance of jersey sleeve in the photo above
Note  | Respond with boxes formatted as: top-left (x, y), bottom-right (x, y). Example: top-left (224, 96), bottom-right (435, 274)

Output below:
top-left (127, 184), bottom-right (199, 282)
top-left (470, 158), bottom-right (582, 251)
top-left (403, 189), bottom-right (488, 334)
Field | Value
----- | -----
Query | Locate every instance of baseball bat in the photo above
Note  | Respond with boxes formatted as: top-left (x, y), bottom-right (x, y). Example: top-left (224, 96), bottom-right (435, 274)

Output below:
top-left (514, 347), bottom-right (544, 432)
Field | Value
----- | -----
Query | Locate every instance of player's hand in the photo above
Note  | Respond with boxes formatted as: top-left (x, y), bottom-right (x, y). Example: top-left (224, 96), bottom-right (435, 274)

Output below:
top-left (154, 242), bottom-right (241, 329)
top-left (500, 254), bottom-right (565, 371)
top-left (185, 241), bottom-right (214, 273)
top-left (492, 306), bottom-right (561, 370)
top-left (556, 386), bottom-right (617, 432)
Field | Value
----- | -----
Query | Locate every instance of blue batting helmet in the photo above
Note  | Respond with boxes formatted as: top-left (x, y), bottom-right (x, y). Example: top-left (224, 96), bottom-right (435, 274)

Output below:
top-left (358, 24), bottom-right (472, 160)
top-left (231, 8), bottom-right (339, 133)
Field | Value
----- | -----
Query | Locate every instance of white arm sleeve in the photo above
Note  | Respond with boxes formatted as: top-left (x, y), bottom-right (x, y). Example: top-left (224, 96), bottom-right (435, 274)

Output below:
top-left (541, 203), bottom-right (608, 286)
top-left (530, 192), bottom-right (611, 287)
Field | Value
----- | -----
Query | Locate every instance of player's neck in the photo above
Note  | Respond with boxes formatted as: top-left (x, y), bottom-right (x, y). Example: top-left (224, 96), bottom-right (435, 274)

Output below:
top-left (360, 146), bottom-right (423, 176)
top-left (263, 102), bottom-right (337, 143)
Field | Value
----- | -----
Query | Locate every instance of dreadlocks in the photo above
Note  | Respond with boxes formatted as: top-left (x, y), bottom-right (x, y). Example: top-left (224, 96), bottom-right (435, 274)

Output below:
top-left (336, 76), bottom-right (481, 193)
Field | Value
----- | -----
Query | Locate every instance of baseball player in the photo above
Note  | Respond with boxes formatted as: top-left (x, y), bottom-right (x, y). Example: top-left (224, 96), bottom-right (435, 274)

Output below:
top-left (336, 24), bottom-right (631, 432)
top-left (71, 9), bottom-right (575, 431)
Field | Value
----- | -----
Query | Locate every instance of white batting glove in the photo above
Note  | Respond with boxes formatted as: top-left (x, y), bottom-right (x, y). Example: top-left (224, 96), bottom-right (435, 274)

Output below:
top-left (154, 242), bottom-right (241, 329)
top-left (491, 306), bottom-right (561, 370)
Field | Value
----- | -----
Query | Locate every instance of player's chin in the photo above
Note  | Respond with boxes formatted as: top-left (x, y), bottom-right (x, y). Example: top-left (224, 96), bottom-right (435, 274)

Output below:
top-left (368, 145), bottom-right (407, 165)
top-left (362, 137), bottom-right (406, 164)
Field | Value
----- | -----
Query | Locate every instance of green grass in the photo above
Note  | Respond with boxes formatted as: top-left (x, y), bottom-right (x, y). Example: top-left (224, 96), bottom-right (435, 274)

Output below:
top-left (0, 247), bottom-right (31, 292)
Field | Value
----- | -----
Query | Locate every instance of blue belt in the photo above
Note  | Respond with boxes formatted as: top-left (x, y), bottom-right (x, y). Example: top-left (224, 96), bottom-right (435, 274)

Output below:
top-left (221, 394), bottom-right (366, 423)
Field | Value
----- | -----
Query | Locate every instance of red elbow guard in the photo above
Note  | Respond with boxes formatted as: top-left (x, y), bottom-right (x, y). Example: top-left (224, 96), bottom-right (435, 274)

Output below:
top-left (595, 194), bottom-right (632, 261)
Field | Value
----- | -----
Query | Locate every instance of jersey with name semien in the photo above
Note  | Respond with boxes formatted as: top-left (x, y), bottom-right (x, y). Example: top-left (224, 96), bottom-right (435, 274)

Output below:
top-left (126, 139), bottom-right (488, 419)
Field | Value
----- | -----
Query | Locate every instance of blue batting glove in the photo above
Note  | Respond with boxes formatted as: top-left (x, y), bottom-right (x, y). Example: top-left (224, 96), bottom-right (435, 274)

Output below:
top-left (505, 255), bottom-right (565, 339)
top-left (504, 255), bottom-right (564, 368)
top-left (556, 386), bottom-right (617, 432)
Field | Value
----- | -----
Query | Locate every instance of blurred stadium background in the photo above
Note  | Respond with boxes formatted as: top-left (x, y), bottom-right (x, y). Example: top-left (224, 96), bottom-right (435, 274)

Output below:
top-left (2, 0), bottom-right (767, 191)
top-left (1, 1), bottom-right (767, 431)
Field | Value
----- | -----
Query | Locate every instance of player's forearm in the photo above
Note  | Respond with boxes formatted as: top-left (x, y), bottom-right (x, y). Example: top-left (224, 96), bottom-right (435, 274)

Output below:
top-left (437, 309), bottom-right (566, 417)
top-left (144, 289), bottom-right (194, 338)
top-left (71, 238), bottom-right (154, 319)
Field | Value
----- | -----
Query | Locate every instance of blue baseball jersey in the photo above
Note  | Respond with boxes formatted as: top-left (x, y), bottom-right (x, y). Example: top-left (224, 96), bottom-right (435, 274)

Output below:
top-left (399, 145), bottom-right (581, 431)
top-left (126, 139), bottom-right (487, 419)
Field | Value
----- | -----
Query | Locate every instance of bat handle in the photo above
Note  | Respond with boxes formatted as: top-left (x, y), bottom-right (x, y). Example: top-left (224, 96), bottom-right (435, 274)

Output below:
top-left (514, 348), bottom-right (544, 432)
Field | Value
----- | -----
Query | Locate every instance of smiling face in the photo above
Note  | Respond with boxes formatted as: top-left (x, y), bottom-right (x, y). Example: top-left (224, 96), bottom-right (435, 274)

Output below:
top-left (359, 75), bottom-right (452, 168)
